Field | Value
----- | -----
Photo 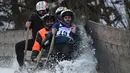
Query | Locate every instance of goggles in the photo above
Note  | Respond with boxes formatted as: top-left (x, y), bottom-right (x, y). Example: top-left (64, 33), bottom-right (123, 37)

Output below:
top-left (38, 10), bottom-right (46, 15)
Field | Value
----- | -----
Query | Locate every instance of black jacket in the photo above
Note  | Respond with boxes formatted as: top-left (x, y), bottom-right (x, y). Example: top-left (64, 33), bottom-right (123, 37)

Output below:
top-left (27, 12), bottom-right (44, 40)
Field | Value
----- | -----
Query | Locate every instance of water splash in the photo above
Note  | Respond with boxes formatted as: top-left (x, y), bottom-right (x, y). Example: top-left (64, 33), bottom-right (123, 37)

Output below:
top-left (53, 25), bottom-right (97, 73)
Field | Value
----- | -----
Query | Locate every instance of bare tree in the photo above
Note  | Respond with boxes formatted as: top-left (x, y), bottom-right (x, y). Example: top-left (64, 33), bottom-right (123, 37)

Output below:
top-left (0, 0), bottom-right (37, 29)
top-left (0, 0), bottom-right (12, 21)
top-left (124, 0), bottom-right (130, 30)
top-left (0, 0), bottom-right (130, 29)
top-left (58, 0), bottom-right (99, 25)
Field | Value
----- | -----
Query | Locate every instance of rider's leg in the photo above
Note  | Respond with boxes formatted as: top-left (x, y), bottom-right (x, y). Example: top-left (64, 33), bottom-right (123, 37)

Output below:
top-left (60, 43), bottom-right (73, 60)
top-left (15, 39), bottom-right (34, 67)
top-left (52, 43), bottom-right (73, 61)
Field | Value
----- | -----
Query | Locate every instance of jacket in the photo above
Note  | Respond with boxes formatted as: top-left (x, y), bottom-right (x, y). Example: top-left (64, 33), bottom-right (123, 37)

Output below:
top-left (32, 28), bottom-right (49, 51)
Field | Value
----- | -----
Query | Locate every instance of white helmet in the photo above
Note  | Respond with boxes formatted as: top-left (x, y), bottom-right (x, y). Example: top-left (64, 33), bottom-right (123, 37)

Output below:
top-left (36, 1), bottom-right (49, 11)
top-left (55, 7), bottom-right (67, 14)
top-left (55, 7), bottom-right (67, 19)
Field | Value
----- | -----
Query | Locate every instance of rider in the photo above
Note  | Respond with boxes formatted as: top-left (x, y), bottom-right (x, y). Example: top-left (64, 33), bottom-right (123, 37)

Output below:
top-left (15, 1), bottom-right (49, 69)
top-left (43, 9), bottom-right (76, 61)
top-left (31, 14), bottom-right (56, 62)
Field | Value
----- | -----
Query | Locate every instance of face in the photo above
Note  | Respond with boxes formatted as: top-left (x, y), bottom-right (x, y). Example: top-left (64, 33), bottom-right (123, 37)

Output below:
top-left (63, 16), bottom-right (72, 23)
top-left (45, 20), bottom-right (54, 30)
top-left (46, 21), bottom-right (54, 26)
top-left (38, 10), bottom-right (47, 16)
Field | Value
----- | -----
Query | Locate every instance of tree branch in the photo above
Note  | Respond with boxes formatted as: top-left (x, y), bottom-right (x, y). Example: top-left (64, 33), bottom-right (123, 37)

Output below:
top-left (0, 1), bottom-right (32, 10)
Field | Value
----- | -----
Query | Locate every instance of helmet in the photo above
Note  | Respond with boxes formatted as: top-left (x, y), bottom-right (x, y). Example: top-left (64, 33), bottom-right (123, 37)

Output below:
top-left (36, 1), bottom-right (49, 16)
top-left (60, 9), bottom-right (74, 22)
top-left (36, 1), bottom-right (49, 11)
top-left (55, 7), bottom-right (67, 14)
top-left (42, 14), bottom-right (56, 28)
top-left (55, 7), bottom-right (67, 19)
top-left (43, 14), bottom-right (55, 23)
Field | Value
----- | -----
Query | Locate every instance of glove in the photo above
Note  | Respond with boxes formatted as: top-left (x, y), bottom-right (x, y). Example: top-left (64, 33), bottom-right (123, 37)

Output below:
top-left (41, 31), bottom-right (52, 47)
top-left (31, 50), bottom-right (39, 62)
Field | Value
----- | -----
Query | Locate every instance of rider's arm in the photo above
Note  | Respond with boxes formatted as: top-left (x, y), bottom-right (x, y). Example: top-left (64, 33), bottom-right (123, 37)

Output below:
top-left (70, 24), bottom-right (76, 37)
top-left (41, 23), bottom-right (58, 45)
top-left (31, 28), bottom-right (49, 61)
top-left (24, 13), bottom-right (35, 30)
top-left (25, 12), bottom-right (36, 30)
top-left (52, 28), bottom-right (57, 35)
top-left (31, 32), bottom-right (42, 61)
top-left (51, 22), bottom-right (59, 35)
top-left (25, 21), bottom-right (31, 29)
top-left (41, 31), bottom-right (52, 45)
top-left (71, 24), bottom-right (76, 33)
top-left (32, 32), bottom-right (42, 52)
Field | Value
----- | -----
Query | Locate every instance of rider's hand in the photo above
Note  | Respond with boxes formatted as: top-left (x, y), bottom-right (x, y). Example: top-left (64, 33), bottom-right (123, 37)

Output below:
top-left (26, 21), bottom-right (31, 28)
top-left (71, 24), bottom-right (76, 33)
top-left (31, 50), bottom-right (39, 62)
top-left (52, 28), bottom-right (56, 35)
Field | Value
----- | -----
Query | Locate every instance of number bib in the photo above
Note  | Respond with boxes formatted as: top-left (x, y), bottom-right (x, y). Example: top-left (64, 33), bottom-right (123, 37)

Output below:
top-left (56, 27), bottom-right (71, 38)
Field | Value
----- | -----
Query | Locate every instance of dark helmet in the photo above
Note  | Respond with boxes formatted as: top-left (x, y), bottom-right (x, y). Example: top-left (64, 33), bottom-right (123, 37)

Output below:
top-left (55, 7), bottom-right (67, 20)
top-left (60, 9), bottom-right (75, 22)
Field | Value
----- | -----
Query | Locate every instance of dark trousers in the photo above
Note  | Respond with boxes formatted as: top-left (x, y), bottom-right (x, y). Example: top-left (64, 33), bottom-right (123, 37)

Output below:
top-left (52, 43), bottom-right (73, 61)
top-left (15, 39), bottom-right (34, 67)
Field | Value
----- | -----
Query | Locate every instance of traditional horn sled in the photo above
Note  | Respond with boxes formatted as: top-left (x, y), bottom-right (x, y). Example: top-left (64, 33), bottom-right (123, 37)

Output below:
top-left (14, 34), bottom-right (56, 73)
top-left (14, 33), bottom-right (75, 73)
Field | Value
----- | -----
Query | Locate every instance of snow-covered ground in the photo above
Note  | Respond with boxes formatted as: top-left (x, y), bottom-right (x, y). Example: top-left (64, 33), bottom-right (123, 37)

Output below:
top-left (0, 68), bottom-right (15, 73)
